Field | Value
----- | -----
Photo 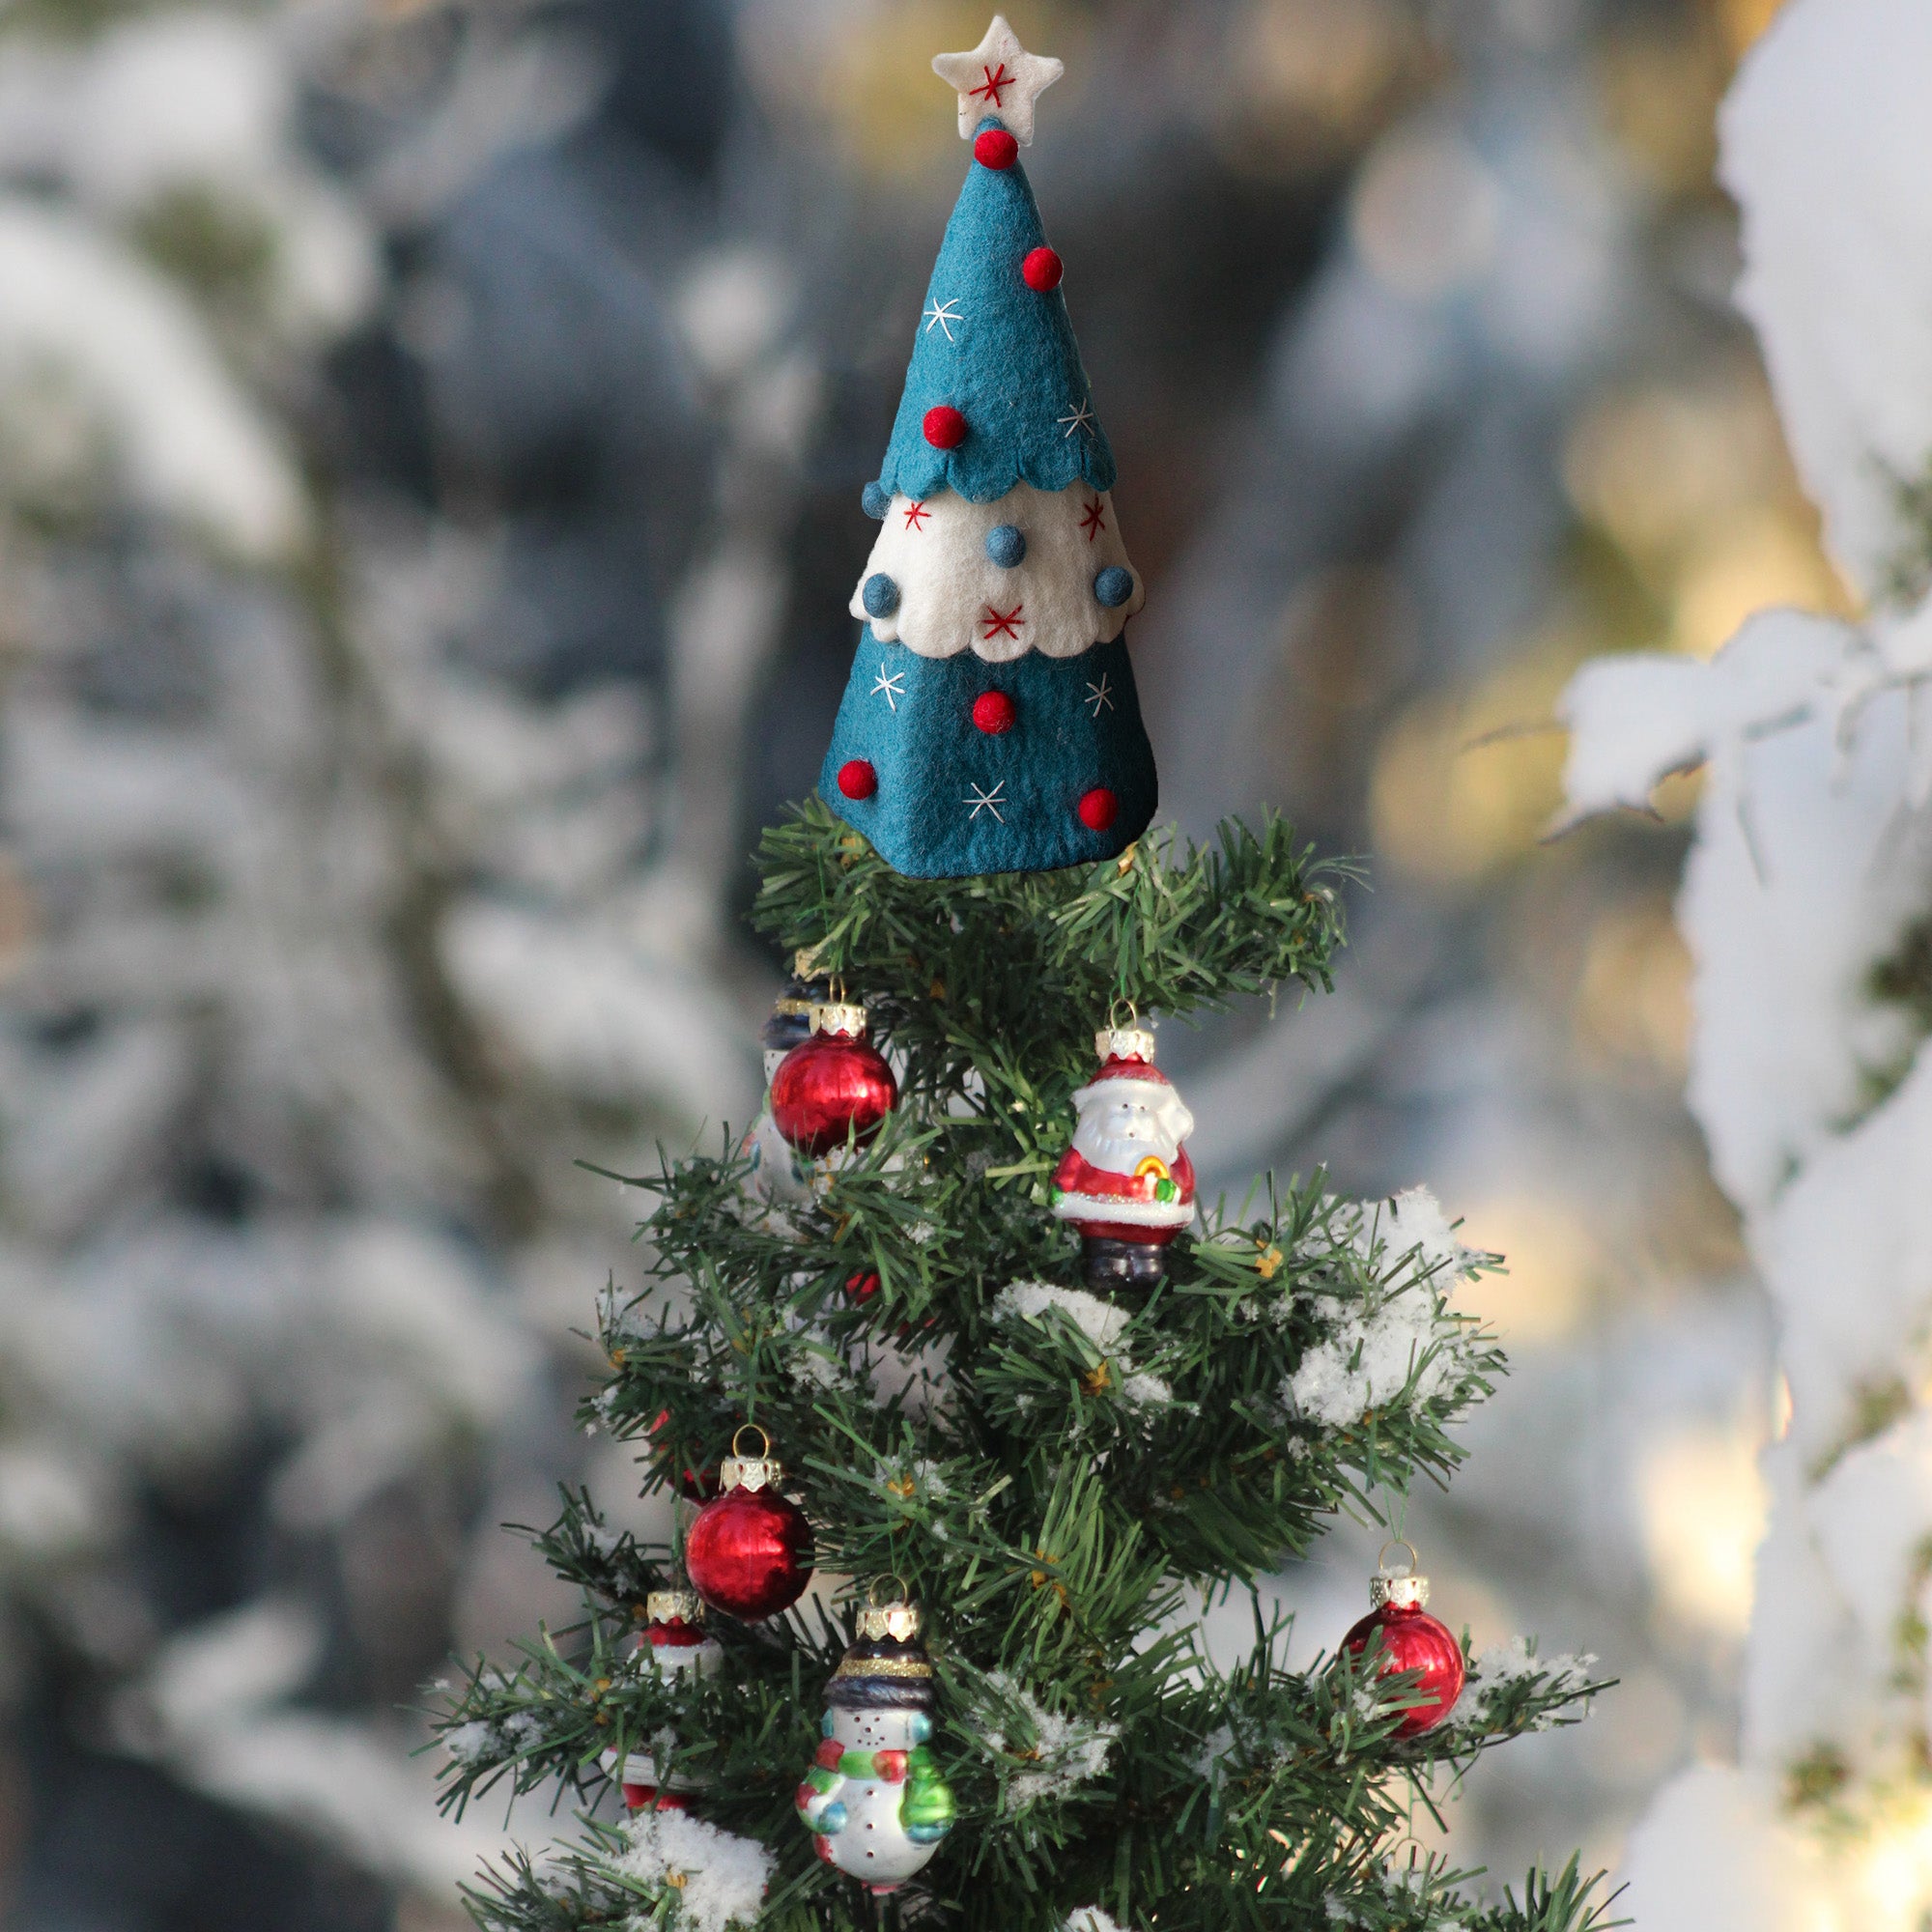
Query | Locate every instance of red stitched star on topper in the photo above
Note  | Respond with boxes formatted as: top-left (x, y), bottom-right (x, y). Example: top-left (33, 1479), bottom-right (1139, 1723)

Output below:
top-left (972, 63), bottom-right (1012, 106)
top-left (932, 15), bottom-right (1063, 146)
top-left (981, 604), bottom-right (1024, 641)
top-left (902, 500), bottom-right (930, 530)
top-left (1079, 498), bottom-right (1107, 542)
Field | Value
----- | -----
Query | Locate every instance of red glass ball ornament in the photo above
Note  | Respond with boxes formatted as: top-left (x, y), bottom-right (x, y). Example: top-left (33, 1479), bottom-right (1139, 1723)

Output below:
top-left (923, 404), bottom-right (968, 448)
top-left (770, 1007), bottom-right (896, 1156)
top-left (837, 758), bottom-right (876, 800)
top-left (686, 1480), bottom-right (813, 1620)
top-left (974, 128), bottom-right (1019, 169)
top-left (1022, 246), bottom-right (1064, 291)
top-left (1344, 1601), bottom-right (1464, 1736)
top-left (1077, 786), bottom-right (1119, 831)
top-left (972, 690), bottom-right (1016, 734)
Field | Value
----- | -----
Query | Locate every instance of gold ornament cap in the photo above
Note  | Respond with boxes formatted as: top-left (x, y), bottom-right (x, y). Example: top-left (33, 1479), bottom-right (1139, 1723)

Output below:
top-left (855, 1579), bottom-right (922, 1642)
top-left (1370, 1539), bottom-right (1430, 1610)
top-left (810, 1001), bottom-right (868, 1039)
top-left (720, 1424), bottom-right (781, 1493)
top-left (647, 1588), bottom-right (703, 1625)
top-left (1095, 1025), bottom-right (1155, 1064)
top-left (1095, 1002), bottom-right (1154, 1064)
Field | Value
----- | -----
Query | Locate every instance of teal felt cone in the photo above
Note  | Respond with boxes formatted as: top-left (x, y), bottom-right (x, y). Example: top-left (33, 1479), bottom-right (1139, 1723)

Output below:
top-left (820, 111), bottom-right (1158, 879)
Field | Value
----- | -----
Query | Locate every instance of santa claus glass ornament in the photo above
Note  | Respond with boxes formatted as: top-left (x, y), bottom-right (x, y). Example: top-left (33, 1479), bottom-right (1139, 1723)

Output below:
top-left (771, 999), bottom-right (897, 1158)
top-left (601, 1588), bottom-right (724, 1811)
top-left (1051, 1017), bottom-right (1197, 1288)
top-left (685, 1427), bottom-right (814, 1621)
top-left (1343, 1542), bottom-right (1464, 1736)
top-left (795, 1583), bottom-right (955, 1893)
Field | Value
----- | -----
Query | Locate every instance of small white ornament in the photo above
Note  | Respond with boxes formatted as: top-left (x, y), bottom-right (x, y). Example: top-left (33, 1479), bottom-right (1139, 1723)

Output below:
top-left (600, 1592), bottom-right (724, 1808)
top-left (931, 14), bottom-right (1064, 147)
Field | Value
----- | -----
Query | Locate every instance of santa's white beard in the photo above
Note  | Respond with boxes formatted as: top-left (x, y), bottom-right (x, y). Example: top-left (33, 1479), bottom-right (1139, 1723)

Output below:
top-left (1073, 1120), bottom-right (1181, 1174)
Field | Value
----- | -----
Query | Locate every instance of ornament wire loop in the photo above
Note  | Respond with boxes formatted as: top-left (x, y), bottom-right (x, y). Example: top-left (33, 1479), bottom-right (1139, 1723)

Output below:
top-left (867, 1574), bottom-right (912, 1608)
top-left (1377, 1538), bottom-right (1418, 1577)
top-left (732, 1423), bottom-right (772, 1461)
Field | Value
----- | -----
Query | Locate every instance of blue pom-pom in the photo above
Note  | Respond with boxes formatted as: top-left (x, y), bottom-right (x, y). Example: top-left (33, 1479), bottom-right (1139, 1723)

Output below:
top-left (819, 1802), bottom-right (848, 1834)
top-left (908, 1712), bottom-right (933, 1744)
top-left (984, 524), bottom-right (1027, 567)
top-left (861, 481), bottom-right (890, 520)
top-left (1094, 565), bottom-right (1134, 609)
top-left (863, 573), bottom-right (901, 617)
top-left (821, 1712), bottom-right (837, 1738)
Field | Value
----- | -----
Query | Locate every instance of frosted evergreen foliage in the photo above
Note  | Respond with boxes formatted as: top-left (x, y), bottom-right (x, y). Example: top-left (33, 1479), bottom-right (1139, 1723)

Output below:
top-left (1560, 4), bottom-right (1932, 1922)
top-left (436, 802), bottom-right (1609, 1932)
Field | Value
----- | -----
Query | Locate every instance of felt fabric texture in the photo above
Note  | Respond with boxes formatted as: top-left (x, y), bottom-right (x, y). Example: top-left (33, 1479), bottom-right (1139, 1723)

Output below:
top-left (874, 123), bottom-right (1116, 504)
top-left (819, 626), bottom-right (1156, 877)
top-left (931, 15), bottom-right (1063, 146)
top-left (850, 481), bottom-right (1142, 660)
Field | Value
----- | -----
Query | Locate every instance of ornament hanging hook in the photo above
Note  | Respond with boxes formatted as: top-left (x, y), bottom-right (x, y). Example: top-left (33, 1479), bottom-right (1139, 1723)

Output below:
top-left (1108, 996), bottom-right (1138, 1032)
top-left (1383, 1834), bottom-right (1431, 1873)
top-left (731, 1423), bottom-right (771, 1461)
top-left (1377, 1538), bottom-right (1419, 1577)
top-left (867, 1574), bottom-right (912, 1608)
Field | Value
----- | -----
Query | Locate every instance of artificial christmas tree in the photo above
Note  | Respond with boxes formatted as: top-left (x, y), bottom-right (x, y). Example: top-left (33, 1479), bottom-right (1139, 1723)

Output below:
top-left (435, 22), bottom-right (1611, 1932)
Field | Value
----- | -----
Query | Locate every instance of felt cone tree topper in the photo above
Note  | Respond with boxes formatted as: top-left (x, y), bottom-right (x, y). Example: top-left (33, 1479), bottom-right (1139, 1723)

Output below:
top-left (821, 14), bottom-right (1158, 878)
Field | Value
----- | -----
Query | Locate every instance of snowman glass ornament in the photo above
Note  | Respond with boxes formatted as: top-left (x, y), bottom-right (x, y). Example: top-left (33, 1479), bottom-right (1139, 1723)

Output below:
top-left (795, 1583), bottom-right (955, 1893)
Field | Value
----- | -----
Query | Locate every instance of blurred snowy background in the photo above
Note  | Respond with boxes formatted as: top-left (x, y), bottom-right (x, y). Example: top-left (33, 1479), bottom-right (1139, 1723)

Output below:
top-left (0, 0), bottom-right (1820, 1922)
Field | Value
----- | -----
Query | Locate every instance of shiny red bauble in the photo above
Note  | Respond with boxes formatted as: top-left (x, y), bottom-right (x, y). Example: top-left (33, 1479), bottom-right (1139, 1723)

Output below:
top-left (770, 1004), bottom-right (896, 1157)
top-left (685, 1432), bottom-right (814, 1620)
top-left (1344, 1600), bottom-right (1464, 1736)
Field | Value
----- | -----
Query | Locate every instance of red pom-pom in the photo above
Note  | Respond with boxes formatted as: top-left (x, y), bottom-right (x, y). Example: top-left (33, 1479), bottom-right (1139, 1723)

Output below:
top-left (836, 758), bottom-right (877, 800)
top-left (686, 1484), bottom-right (814, 1620)
top-left (972, 690), bottom-right (1017, 734)
top-left (771, 1029), bottom-right (896, 1156)
top-left (923, 404), bottom-right (968, 448)
top-left (1077, 787), bottom-right (1119, 831)
top-left (1022, 246), bottom-right (1063, 292)
top-left (1344, 1603), bottom-right (1465, 1736)
top-left (974, 128), bottom-right (1018, 169)
top-left (873, 1749), bottom-right (909, 1782)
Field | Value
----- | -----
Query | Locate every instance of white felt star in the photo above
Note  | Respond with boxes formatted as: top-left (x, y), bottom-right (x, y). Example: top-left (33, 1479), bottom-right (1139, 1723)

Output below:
top-left (1057, 397), bottom-right (1095, 440)
top-left (964, 781), bottom-right (1007, 822)
top-left (932, 15), bottom-right (1064, 147)
top-left (871, 667), bottom-right (906, 710)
